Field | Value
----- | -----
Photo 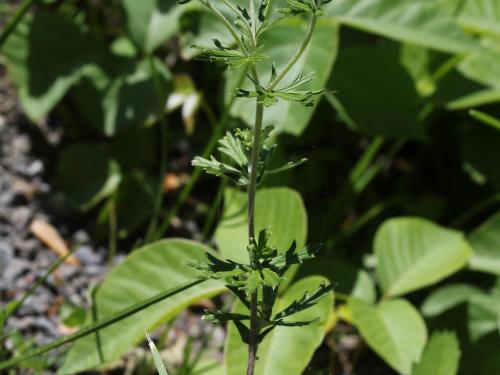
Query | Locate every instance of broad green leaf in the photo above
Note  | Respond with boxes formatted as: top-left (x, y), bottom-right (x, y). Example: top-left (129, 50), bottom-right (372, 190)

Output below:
top-left (421, 284), bottom-right (483, 318)
top-left (225, 276), bottom-right (333, 375)
top-left (469, 210), bottom-right (500, 275)
top-left (375, 217), bottom-right (472, 297)
top-left (422, 283), bottom-right (500, 341)
top-left (72, 57), bottom-right (171, 136)
top-left (59, 240), bottom-right (224, 374)
top-left (459, 38), bottom-right (500, 90)
top-left (215, 188), bottom-right (307, 264)
top-left (2, 12), bottom-right (107, 120)
top-left (411, 331), bottom-right (461, 375)
top-left (457, 0), bottom-right (500, 37)
top-left (326, 0), bottom-right (475, 53)
top-left (295, 259), bottom-right (376, 302)
top-left (57, 143), bottom-right (122, 211)
top-left (350, 298), bottom-right (427, 374)
top-left (330, 46), bottom-right (424, 139)
top-left (121, 0), bottom-right (186, 53)
top-left (227, 17), bottom-right (339, 135)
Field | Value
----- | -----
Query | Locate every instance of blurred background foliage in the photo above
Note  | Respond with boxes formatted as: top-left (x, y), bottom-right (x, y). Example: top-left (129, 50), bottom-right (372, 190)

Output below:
top-left (2, 0), bottom-right (500, 374)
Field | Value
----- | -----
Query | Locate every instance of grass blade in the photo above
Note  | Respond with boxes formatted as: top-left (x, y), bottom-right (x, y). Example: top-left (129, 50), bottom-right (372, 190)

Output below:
top-left (146, 331), bottom-right (169, 375)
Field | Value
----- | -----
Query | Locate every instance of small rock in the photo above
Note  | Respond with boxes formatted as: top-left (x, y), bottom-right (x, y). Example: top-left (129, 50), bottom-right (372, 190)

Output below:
top-left (75, 245), bottom-right (102, 265)
top-left (0, 240), bottom-right (13, 276)
top-left (2, 258), bottom-right (30, 289)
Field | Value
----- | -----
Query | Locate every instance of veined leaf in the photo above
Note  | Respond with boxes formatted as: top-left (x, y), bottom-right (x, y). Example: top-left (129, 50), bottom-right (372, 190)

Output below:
top-left (469, 210), bottom-right (500, 275)
top-left (421, 283), bottom-right (500, 341)
top-left (326, 0), bottom-right (475, 53)
top-left (215, 188), bottom-right (307, 264)
top-left (59, 240), bottom-right (224, 374)
top-left (225, 276), bottom-right (333, 375)
top-left (72, 57), bottom-right (171, 136)
top-left (457, 0), bottom-right (500, 37)
top-left (375, 217), bottom-right (472, 297)
top-left (122, 0), bottom-right (188, 53)
top-left (350, 298), bottom-right (427, 375)
top-left (2, 12), bottom-right (108, 120)
top-left (411, 331), bottom-right (461, 375)
top-left (459, 37), bottom-right (500, 90)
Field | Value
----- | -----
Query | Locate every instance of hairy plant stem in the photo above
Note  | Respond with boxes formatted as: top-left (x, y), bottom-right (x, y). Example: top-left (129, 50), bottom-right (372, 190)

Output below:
top-left (246, 64), bottom-right (264, 375)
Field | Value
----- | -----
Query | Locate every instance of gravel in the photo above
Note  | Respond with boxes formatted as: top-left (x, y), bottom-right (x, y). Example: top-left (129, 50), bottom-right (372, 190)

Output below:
top-left (0, 68), bottom-right (107, 351)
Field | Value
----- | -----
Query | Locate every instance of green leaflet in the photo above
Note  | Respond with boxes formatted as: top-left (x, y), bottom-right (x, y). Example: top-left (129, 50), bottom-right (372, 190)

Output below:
top-left (226, 17), bottom-right (339, 135)
top-left (225, 276), bottom-right (333, 375)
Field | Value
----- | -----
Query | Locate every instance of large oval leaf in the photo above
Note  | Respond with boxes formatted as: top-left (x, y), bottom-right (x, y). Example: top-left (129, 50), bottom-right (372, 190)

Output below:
top-left (327, 0), bottom-right (475, 53)
top-left (329, 46), bottom-right (423, 139)
top-left (411, 331), bottom-right (461, 375)
top-left (59, 240), bottom-right (224, 374)
top-left (350, 298), bottom-right (427, 375)
top-left (421, 283), bottom-right (500, 341)
top-left (375, 217), bottom-right (472, 297)
top-left (469, 210), bottom-right (500, 275)
top-left (224, 276), bottom-right (333, 375)
top-left (121, 0), bottom-right (187, 53)
top-left (214, 188), bottom-right (307, 264)
top-left (57, 143), bottom-right (122, 211)
top-left (2, 12), bottom-right (106, 120)
top-left (226, 17), bottom-right (339, 135)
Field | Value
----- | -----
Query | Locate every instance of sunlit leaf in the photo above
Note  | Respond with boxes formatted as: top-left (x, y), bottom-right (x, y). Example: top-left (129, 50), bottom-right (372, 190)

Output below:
top-left (59, 240), bottom-right (224, 374)
top-left (351, 298), bottom-right (427, 375)
top-left (375, 217), bottom-right (472, 297)
top-left (326, 0), bottom-right (475, 53)
top-left (411, 331), bottom-right (461, 375)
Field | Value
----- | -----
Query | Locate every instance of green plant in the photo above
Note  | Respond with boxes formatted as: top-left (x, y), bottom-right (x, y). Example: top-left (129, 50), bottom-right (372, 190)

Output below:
top-left (2, 0), bottom-right (500, 374)
top-left (176, 0), bottom-right (333, 373)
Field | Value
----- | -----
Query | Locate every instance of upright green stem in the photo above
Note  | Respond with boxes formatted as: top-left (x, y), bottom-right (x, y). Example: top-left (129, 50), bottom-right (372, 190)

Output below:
top-left (246, 64), bottom-right (264, 375)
